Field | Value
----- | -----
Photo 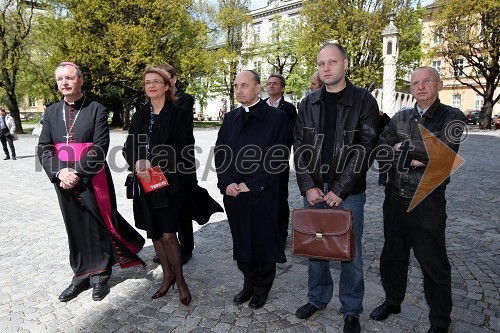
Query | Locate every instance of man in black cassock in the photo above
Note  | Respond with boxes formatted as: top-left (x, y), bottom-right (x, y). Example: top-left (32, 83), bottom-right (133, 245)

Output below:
top-left (215, 69), bottom-right (287, 310)
top-left (38, 62), bottom-right (145, 302)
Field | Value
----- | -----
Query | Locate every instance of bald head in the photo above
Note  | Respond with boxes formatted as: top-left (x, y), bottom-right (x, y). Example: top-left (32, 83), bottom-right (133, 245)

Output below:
top-left (309, 71), bottom-right (323, 92)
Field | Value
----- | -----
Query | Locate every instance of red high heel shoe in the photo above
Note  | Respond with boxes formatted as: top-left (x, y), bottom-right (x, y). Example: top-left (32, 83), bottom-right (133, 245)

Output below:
top-left (179, 285), bottom-right (191, 306)
top-left (180, 294), bottom-right (191, 306)
top-left (151, 276), bottom-right (176, 300)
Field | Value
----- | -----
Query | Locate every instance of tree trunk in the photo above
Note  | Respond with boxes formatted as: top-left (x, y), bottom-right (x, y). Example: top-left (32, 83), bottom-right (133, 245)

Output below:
top-left (122, 89), bottom-right (132, 131)
top-left (480, 101), bottom-right (493, 130)
top-left (4, 90), bottom-right (24, 134)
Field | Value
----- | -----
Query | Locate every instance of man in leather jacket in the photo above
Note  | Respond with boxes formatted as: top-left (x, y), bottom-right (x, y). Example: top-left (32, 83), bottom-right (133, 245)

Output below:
top-left (369, 67), bottom-right (466, 333)
top-left (293, 43), bottom-right (379, 333)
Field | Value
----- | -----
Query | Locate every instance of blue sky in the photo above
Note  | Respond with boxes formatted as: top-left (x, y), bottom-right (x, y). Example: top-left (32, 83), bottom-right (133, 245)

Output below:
top-left (250, 0), bottom-right (268, 10)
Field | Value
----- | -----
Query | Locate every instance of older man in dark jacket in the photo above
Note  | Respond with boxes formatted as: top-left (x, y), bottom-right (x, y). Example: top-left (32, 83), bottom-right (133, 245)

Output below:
top-left (293, 43), bottom-right (379, 333)
top-left (370, 67), bottom-right (466, 333)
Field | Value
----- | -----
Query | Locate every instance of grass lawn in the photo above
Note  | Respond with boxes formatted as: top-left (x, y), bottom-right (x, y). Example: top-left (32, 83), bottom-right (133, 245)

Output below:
top-left (194, 121), bottom-right (222, 128)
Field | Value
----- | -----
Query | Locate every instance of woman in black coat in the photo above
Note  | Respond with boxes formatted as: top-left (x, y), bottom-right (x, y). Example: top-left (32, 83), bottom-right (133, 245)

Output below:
top-left (123, 66), bottom-right (194, 305)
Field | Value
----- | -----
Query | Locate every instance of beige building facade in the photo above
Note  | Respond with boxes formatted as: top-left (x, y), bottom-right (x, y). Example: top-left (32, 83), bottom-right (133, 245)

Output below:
top-left (422, 4), bottom-right (499, 116)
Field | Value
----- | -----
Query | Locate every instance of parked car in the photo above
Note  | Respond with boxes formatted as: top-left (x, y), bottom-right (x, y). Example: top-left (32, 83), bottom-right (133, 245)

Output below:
top-left (465, 111), bottom-right (480, 125)
top-left (494, 114), bottom-right (500, 129)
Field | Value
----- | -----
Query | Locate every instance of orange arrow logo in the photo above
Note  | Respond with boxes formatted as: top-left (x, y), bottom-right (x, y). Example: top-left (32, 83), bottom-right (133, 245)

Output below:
top-left (408, 124), bottom-right (465, 212)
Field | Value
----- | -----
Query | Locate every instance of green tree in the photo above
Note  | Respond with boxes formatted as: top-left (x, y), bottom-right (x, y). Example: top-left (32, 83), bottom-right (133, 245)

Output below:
top-left (251, 15), bottom-right (308, 98)
top-left (20, 6), bottom-right (70, 105)
top-left (298, 0), bottom-right (423, 89)
top-left (431, 0), bottom-right (499, 129)
top-left (57, 0), bottom-right (208, 129)
top-left (0, 0), bottom-right (36, 133)
top-left (214, 0), bottom-right (251, 110)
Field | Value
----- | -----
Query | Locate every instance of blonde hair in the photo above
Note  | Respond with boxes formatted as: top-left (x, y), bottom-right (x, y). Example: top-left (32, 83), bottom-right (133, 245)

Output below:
top-left (142, 66), bottom-right (177, 103)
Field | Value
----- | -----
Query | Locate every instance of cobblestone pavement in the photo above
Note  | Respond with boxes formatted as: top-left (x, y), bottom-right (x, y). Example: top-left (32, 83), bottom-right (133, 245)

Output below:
top-left (0, 127), bottom-right (498, 333)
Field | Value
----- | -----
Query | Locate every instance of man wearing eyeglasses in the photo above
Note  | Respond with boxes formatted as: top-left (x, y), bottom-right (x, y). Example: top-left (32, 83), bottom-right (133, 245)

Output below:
top-left (37, 62), bottom-right (145, 303)
top-left (370, 67), bottom-right (466, 333)
top-left (293, 43), bottom-right (379, 333)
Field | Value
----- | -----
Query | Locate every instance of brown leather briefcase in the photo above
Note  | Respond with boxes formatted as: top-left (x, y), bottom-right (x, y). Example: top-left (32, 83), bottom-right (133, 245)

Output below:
top-left (291, 208), bottom-right (355, 261)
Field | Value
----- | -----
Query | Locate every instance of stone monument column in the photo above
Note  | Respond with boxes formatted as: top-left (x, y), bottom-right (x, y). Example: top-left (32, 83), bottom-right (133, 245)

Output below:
top-left (382, 14), bottom-right (400, 117)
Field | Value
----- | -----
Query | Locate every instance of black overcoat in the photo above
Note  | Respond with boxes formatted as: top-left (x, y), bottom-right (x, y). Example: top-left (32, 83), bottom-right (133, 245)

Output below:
top-left (123, 101), bottom-right (195, 237)
top-left (215, 99), bottom-right (287, 264)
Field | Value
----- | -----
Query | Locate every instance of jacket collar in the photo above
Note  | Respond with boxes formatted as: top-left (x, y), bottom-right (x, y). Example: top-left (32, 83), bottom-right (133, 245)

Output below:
top-left (233, 99), bottom-right (267, 122)
top-left (411, 98), bottom-right (441, 119)
top-left (310, 78), bottom-right (355, 106)
top-left (264, 96), bottom-right (283, 108)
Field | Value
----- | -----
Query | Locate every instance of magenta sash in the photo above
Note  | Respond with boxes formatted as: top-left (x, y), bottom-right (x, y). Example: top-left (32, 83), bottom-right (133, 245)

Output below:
top-left (55, 143), bottom-right (142, 256)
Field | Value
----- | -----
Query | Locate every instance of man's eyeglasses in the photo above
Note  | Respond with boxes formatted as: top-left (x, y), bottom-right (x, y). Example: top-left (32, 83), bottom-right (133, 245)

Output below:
top-left (56, 75), bottom-right (78, 83)
top-left (144, 80), bottom-right (164, 87)
top-left (410, 78), bottom-right (439, 88)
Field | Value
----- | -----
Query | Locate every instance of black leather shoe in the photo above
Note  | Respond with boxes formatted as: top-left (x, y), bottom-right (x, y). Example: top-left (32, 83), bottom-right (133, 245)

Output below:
top-left (58, 282), bottom-right (90, 302)
top-left (295, 302), bottom-right (320, 319)
top-left (181, 252), bottom-right (192, 265)
top-left (427, 326), bottom-right (448, 333)
top-left (233, 289), bottom-right (253, 305)
top-left (152, 255), bottom-right (160, 264)
top-left (369, 301), bottom-right (401, 321)
top-left (12, 157), bottom-right (16, 160)
top-left (3, 156), bottom-right (10, 160)
top-left (343, 316), bottom-right (361, 333)
top-left (248, 294), bottom-right (268, 309)
top-left (92, 283), bottom-right (110, 301)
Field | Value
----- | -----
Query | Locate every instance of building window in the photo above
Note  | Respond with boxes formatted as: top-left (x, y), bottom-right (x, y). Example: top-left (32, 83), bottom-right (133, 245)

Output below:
top-left (253, 24), bottom-right (261, 43)
top-left (474, 94), bottom-right (484, 110)
top-left (432, 60), bottom-right (441, 74)
top-left (433, 33), bottom-right (443, 46)
top-left (451, 94), bottom-right (462, 109)
top-left (253, 61), bottom-right (262, 77)
top-left (271, 21), bottom-right (279, 42)
top-left (453, 58), bottom-right (464, 77)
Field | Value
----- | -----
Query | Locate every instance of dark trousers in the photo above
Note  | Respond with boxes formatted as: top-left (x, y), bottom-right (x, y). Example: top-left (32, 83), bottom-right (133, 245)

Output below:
top-left (277, 165), bottom-right (290, 242)
top-left (237, 260), bottom-right (276, 296)
top-left (72, 268), bottom-right (112, 286)
top-left (0, 134), bottom-right (15, 158)
top-left (380, 189), bottom-right (452, 328)
top-left (178, 218), bottom-right (194, 255)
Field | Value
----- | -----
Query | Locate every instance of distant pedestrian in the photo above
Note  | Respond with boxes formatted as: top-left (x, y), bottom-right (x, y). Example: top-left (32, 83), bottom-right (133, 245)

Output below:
top-left (37, 61), bottom-right (146, 303)
top-left (370, 67), bottom-right (466, 333)
top-left (0, 107), bottom-right (17, 160)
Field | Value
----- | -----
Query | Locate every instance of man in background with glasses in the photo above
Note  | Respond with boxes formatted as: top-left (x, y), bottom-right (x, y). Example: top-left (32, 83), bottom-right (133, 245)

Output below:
top-left (370, 67), bottom-right (466, 333)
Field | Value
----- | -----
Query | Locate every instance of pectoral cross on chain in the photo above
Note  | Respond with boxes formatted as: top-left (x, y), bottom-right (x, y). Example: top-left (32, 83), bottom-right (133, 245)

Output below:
top-left (64, 134), bottom-right (72, 145)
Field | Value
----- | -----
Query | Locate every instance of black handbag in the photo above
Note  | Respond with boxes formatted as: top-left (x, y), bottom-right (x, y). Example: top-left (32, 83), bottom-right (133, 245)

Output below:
top-left (124, 173), bottom-right (138, 199)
